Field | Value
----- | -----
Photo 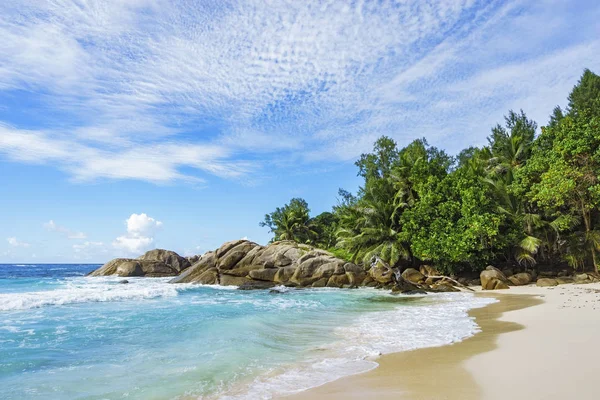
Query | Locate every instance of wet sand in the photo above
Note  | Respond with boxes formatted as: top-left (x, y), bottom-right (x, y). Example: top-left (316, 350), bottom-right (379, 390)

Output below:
top-left (286, 283), bottom-right (600, 400)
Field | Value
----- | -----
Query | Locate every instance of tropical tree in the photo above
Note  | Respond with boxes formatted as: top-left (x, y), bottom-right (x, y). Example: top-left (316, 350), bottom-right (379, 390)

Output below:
top-left (517, 69), bottom-right (600, 271)
top-left (336, 137), bottom-right (410, 266)
top-left (486, 109), bottom-right (537, 181)
top-left (259, 68), bottom-right (600, 276)
top-left (260, 198), bottom-right (316, 243)
top-left (336, 177), bottom-right (410, 267)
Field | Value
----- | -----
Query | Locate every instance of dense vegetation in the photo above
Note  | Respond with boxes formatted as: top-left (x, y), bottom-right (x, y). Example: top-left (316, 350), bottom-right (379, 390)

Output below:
top-left (261, 70), bottom-right (600, 274)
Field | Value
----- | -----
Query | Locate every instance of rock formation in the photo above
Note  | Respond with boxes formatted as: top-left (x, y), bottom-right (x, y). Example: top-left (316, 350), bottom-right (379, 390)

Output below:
top-left (88, 249), bottom-right (190, 277)
top-left (480, 266), bottom-right (510, 290)
top-left (507, 272), bottom-right (533, 286)
top-left (169, 240), bottom-right (366, 289)
top-left (88, 240), bottom-right (476, 293)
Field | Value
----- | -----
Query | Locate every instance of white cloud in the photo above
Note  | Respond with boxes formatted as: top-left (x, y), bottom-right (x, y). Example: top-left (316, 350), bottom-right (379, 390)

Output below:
top-left (73, 241), bottom-right (104, 253)
top-left (112, 213), bottom-right (162, 255)
top-left (0, 0), bottom-right (598, 182)
top-left (7, 237), bottom-right (30, 247)
top-left (0, 124), bottom-right (249, 183)
top-left (44, 220), bottom-right (87, 239)
top-left (125, 213), bottom-right (163, 238)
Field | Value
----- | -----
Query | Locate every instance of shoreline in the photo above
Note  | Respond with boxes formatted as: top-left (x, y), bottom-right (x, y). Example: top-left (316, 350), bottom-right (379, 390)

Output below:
top-left (286, 283), bottom-right (600, 400)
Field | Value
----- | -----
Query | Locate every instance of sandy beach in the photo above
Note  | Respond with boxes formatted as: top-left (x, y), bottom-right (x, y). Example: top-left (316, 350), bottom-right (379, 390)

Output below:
top-left (287, 283), bottom-right (600, 400)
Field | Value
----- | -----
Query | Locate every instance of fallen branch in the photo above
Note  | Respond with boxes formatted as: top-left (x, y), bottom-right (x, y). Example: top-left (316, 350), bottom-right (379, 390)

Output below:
top-left (426, 276), bottom-right (475, 292)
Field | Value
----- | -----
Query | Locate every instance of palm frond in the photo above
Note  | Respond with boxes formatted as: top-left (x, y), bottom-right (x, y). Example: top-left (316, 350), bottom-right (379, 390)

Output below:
top-left (515, 248), bottom-right (536, 267)
top-left (519, 235), bottom-right (542, 254)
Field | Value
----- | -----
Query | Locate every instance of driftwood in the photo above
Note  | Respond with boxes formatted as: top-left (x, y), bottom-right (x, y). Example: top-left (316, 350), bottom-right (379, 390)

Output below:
top-left (426, 276), bottom-right (475, 292)
top-left (371, 257), bottom-right (473, 293)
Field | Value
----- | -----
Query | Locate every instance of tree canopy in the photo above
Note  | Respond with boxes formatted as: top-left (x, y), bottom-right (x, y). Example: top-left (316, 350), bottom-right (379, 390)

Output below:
top-left (261, 69), bottom-right (600, 273)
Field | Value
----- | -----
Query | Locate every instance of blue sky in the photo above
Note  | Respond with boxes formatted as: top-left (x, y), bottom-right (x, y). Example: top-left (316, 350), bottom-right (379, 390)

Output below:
top-left (1, 0), bottom-right (599, 263)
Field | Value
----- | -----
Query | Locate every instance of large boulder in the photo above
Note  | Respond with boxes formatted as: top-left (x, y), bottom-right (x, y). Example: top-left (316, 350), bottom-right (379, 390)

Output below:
top-left (274, 266), bottom-right (296, 284)
top-left (219, 274), bottom-right (250, 286)
top-left (186, 254), bottom-right (201, 265)
top-left (507, 272), bottom-right (533, 286)
top-left (218, 241), bottom-right (259, 270)
top-left (401, 268), bottom-right (426, 284)
top-left (115, 260), bottom-right (144, 277)
top-left (216, 240), bottom-right (248, 258)
top-left (327, 273), bottom-right (351, 288)
top-left (89, 256), bottom-right (180, 278)
top-left (344, 263), bottom-right (367, 286)
top-left (194, 268), bottom-right (219, 285)
top-left (254, 241), bottom-right (301, 268)
top-left (134, 261), bottom-right (176, 277)
top-left (235, 245), bottom-right (265, 269)
top-left (536, 278), bottom-right (558, 287)
top-left (88, 258), bottom-right (131, 276)
top-left (419, 265), bottom-right (440, 277)
top-left (313, 262), bottom-right (345, 279)
top-left (480, 266), bottom-right (510, 290)
top-left (556, 276), bottom-right (574, 285)
top-left (170, 252), bottom-right (217, 283)
top-left (369, 261), bottom-right (394, 284)
top-left (290, 255), bottom-right (336, 286)
top-left (138, 249), bottom-right (191, 272)
top-left (248, 269), bottom-right (278, 282)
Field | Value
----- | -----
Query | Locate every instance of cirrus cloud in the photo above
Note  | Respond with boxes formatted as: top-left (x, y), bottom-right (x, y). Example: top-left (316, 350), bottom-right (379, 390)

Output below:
top-left (0, 0), bottom-right (598, 184)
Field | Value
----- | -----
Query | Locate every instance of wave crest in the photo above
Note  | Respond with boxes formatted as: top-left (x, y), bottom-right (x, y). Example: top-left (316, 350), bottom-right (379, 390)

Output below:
top-left (0, 277), bottom-right (186, 311)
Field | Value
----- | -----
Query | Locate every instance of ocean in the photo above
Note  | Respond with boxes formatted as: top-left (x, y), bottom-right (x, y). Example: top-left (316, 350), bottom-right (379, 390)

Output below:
top-left (0, 264), bottom-right (494, 399)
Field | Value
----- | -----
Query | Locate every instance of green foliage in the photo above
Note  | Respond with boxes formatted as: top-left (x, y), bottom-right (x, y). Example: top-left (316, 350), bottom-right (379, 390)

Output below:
top-left (260, 198), bottom-right (316, 243)
top-left (310, 212), bottom-right (339, 249)
top-left (260, 69), bottom-right (600, 273)
top-left (260, 199), bottom-right (342, 249)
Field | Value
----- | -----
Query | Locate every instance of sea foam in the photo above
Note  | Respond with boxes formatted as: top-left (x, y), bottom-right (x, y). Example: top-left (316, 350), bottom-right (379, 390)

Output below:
top-left (0, 277), bottom-right (187, 311)
top-left (216, 291), bottom-right (496, 399)
top-left (0, 268), bottom-right (496, 400)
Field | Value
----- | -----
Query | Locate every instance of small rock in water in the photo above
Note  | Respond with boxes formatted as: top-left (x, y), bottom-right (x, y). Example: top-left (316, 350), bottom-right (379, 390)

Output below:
top-left (402, 289), bottom-right (428, 295)
top-left (119, 280), bottom-right (129, 284)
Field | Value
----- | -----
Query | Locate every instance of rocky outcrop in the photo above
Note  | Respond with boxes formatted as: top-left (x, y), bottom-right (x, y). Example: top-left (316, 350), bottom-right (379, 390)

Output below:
top-left (369, 260), bottom-right (394, 284)
top-left (168, 240), bottom-right (367, 289)
top-left (556, 276), bottom-right (574, 285)
top-left (419, 265), bottom-right (440, 277)
top-left (401, 268), bottom-right (426, 284)
top-left (88, 249), bottom-right (190, 277)
top-left (507, 272), bottom-right (533, 286)
top-left (480, 266), bottom-right (510, 290)
top-left (89, 241), bottom-right (473, 293)
top-left (536, 278), bottom-right (558, 287)
top-left (186, 254), bottom-right (201, 265)
top-left (138, 249), bottom-right (190, 272)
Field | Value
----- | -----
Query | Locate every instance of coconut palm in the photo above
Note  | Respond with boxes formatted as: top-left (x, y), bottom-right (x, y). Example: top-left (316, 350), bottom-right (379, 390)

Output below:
top-left (336, 179), bottom-right (410, 267)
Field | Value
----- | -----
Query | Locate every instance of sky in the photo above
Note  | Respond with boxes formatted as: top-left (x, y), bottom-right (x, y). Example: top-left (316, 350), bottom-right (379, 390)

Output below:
top-left (0, 0), bottom-right (599, 263)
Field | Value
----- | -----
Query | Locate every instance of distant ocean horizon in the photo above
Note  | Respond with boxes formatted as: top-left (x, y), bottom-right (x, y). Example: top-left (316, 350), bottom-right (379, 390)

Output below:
top-left (0, 263), bottom-right (494, 399)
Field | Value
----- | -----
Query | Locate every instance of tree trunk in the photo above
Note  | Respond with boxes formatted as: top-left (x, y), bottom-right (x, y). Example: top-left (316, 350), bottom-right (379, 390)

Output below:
top-left (581, 200), bottom-right (597, 272)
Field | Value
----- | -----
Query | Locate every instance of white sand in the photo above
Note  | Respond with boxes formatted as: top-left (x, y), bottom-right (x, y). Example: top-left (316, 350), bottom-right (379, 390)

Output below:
top-left (287, 282), bottom-right (600, 400)
top-left (466, 283), bottom-right (600, 400)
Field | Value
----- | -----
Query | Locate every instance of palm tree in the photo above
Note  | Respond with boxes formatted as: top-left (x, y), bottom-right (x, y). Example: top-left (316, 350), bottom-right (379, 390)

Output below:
top-left (486, 110), bottom-right (537, 183)
top-left (336, 180), bottom-right (409, 267)
top-left (261, 198), bottom-right (318, 243)
top-left (484, 110), bottom-right (543, 266)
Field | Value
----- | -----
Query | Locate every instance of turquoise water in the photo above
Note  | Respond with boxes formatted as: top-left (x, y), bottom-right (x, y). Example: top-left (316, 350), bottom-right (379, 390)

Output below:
top-left (0, 264), bottom-right (494, 399)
